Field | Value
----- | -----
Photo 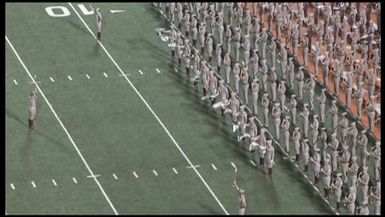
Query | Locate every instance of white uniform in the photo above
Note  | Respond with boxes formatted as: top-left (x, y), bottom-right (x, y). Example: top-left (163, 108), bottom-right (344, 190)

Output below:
top-left (95, 9), bottom-right (102, 34)
top-left (28, 94), bottom-right (37, 120)
top-left (332, 174), bottom-right (343, 212)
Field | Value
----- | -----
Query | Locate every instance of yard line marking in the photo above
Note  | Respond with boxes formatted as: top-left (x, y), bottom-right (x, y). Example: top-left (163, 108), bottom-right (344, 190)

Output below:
top-left (103, 72), bottom-right (108, 78)
top-left (69, 4), bottom-right (229, 214)
top-left (113, 173), bottom-right (118, 180)
top-left (31, 181), bottom-right (36, 188)
top-left (85, 74), bottom-right (90, 79)
top-left (49, 77), bottom-right (54, 82)
top-left (52, 179), bottom-right (57, 186)
top-left (250, 160), bottom-right (256, 167)
top-left (186, 165), bottom-right (200, 169)
top-left (118, 73), bottom-right (131, 77)
top-left (6, 35), bottom-right (118, 215)
top-left (230, 162), bottom-right (237, 170)
top-left (67, 75), bottom-right (72, 81)
top-left (13, 79), bottom-right (18, 85)
top-left (156, 68), bottom-right (161, 73)
top-left (10, 183), bottom-right (15, 190)
top-left (152, 170), bottom-right (158, 176)
top-left (138, 69), bottom-right (143, 75)
top-left (211, 163), bottom-right (218, 170)
top-left (172, 167), bottom-right (178, 174)
top-left (132, 171), bottom-right (138, 178)
top-left (72, 177), bottom-right (78, 184)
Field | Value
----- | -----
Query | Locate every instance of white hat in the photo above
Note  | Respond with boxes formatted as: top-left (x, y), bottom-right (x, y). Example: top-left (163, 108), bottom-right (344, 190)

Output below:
top-left (240, 105), bottom-right (245, 109)
top-left (291, 94), bottom-right (296, 98)
top-left (336, 173), bottom-right (342, 177)
top-left (295, 127), bottom-right (300, 131)
top-left (217, 43), bottom-right (222, 47)
top-left (342, 112), bottom-right (347, 116)
top-left (331, 132), bottom-right (337, 137)
top-left (376, 141), bottom-right (381, 147)
top-left (351, 122), bottom-right (356, 126)
top-left (343, 145), bottom-right (348, 150)
top-left (332, 100), bottom-right (336, 103)
top-left (314, 147), bottom-right (320, 152)
top-left (274, 103), bottom-right (280, 106)
top-left (304, 103), bottom-right (308, 107)
top-left (362, 166), bottom-right (368, 172)
top-left (303, 139), bottom-right (308, 142)
top-left (321, 127), bottom-right (326, 130)
top-left (253, 49), bottom-right (258, 53)
top-left (281, 80), bottom-right (286, 83)
top-left (285, 116), bottom-right (290, 119)
top-left (361, 129), bottom-right (367, 133)
top-left (263, 93), bottom-right (269, 96)
top-left (231, 92), bottom-right (236, 96)
top-left (219, 80), bottom-right (225, 84)
top-left (313, 115), bottom-right (318, 118)
top-left (240, 188), bottom-right (245, 194)
top-left (322, 88), bottom-right (326, 92)
top-left (351, 156), bottom-right (357, 161)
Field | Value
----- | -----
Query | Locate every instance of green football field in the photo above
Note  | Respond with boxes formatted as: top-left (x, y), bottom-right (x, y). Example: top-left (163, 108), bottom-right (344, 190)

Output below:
top-left (5, 2), bottom-right (376, 215)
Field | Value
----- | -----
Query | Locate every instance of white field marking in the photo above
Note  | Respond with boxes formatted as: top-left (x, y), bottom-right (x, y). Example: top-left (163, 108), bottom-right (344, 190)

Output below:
top-left (67, 75), bottom-right (72, 81)
top-left (103, 72), bottom-right (108, 78)
top-left (132, 171), bottom-right (138, 178)
top-left (85, 74), bottom-right (90, 79)
top-left (113, 173), bottom-right (118, 180)
top-left (172, 167), bottom-right (178, 174)
top-left (110, 9), bottom-right (126, 14)
top-left (87, 174), bottom-right (101, 178)
top-left (31, 181), bottom-right (36, 188)
top-left (186, 165), bottom-right (200, 169)
top-left (156, 68), bottom-right (161, 73)
top-left (13, 79), bottom-right (18, 85)
top-left (211, 163), bottom-right (218, 170)
top-left (49, 77), bottom-right (54, 82)
top-left (118, 73), bottom-right (131, 77)
top-left (10, 183), bottom-right (15, 190)
top-left (69, 4), bottom-right (229, 214)
top-left (250, 160), bottom-right (256, 167)
top-left (152, 170), bottom-right (158, 176)
top-left (52, 179), bottom-right (57, 186)
top-left (138, 69), bottom-right (143, 75)
top-left (5, 35), bottom-right (118, 215)
top-left (72, 177), bottom-right (78, 184)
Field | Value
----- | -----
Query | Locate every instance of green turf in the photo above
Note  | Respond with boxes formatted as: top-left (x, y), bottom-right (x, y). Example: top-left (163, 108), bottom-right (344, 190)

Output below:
top-left (6, 2), bottom-right (375, 215)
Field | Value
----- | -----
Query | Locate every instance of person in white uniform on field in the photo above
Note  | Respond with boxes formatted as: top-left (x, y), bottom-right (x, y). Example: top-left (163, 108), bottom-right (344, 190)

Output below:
top-left (233, 180), bottom-right (246, 215)
top-left (28, 88), bottom-right (37, 129)
top-left (90, 4), bottom-right (102, 41)
top-left (331, 173), bottom-right (343, 213)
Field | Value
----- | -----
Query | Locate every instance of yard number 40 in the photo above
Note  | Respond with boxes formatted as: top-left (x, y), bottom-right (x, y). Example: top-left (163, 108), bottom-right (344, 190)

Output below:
top-left (45, 4), bottom-right (94, 18)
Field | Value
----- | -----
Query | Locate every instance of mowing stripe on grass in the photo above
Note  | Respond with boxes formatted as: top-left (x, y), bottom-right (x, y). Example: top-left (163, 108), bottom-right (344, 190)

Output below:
top-left (6, 35), bottom-right (118, 215)
top-left (69, 4), bottom-right (229, 214)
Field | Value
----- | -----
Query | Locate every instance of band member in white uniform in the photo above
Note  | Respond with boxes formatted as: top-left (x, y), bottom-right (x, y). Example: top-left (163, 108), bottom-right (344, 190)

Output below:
top-left (28, 89), bottom-right (37, 129)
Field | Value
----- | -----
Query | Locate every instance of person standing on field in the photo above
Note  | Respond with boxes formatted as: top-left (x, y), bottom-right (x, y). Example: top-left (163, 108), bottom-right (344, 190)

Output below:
top-left (90, 4), bottom-right (102, 41)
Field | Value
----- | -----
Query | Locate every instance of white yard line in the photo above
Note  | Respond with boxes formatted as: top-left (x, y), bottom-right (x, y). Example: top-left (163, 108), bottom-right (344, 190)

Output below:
top-left (52, 179), bottom-right (57, 186)
top-left (68, 3), bottom-right (229, 215)
top-left (13, 79), bottom-right (18, 85)
top-left (49, 76), bottom-right (55, 82)
top-left (172, 167), bottom-right (178, 174)
top-left (152, 169), bottom-right (158, 176)
top-left (133, 171), bottom-right (139, 178)
top-left (31, 181), bottom-right (36, 188)
top-left (156, 68), bottom-right (161, 73)
top-left (211, 163), bottom-right (218, 170)
top-left (186, 165), bottom-right (200, 169)
top-left (72, 177), bottom-right (78, 184)
top-left (113, 173), bottom-right (118, 180)
top-left (86, 74), bottom-right (90, 79)
top-left (6, 35), bottom-right (118, 215)
top-left (67, 75), bottom-right (72, 81)
top-left (103, 72), bottom-right (108, 78)
top-left (138, 69), bottom-right (143, 75)
top-left (10, 183), bottom-right (15, 190)
top-left (118, 73), bottom-right (131, 77)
